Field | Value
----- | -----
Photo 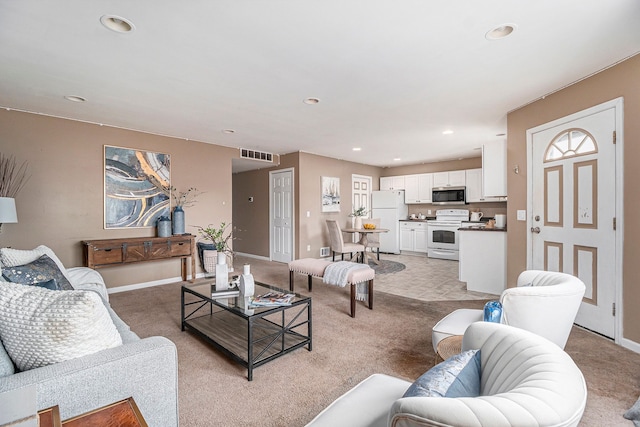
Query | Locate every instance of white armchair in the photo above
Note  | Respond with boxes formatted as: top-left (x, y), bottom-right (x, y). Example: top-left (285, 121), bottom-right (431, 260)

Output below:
top-left (307, 322), bottom-right (587, 427)
top-left (432, 270), bottom-right (586, 352)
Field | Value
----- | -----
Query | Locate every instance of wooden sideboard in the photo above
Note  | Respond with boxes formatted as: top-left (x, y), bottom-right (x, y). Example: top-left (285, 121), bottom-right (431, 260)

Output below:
top-left (82, 235), bottom-right (196, 282)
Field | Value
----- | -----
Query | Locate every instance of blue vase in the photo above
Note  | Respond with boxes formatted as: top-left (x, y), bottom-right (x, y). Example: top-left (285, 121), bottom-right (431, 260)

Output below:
top-left (172, 206), bottom-right (185, 235)
top-left (483, 300), bottom-right (502, 323)
top-left (157, 216), bottom-right (171, 237)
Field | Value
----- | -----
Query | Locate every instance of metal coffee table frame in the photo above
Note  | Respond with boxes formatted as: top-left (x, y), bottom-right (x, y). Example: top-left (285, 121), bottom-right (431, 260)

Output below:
top-left (181, 281), bottom-right (312, 381)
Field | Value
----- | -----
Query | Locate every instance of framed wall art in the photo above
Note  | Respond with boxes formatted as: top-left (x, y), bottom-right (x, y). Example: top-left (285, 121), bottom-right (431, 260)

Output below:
top-left (321, 176), bottom-right (340, 212)
top-left (104, 145), bottom-right (170, 228)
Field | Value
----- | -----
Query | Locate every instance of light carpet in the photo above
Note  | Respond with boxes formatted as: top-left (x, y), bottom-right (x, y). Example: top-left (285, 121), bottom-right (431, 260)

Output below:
top-left (108, 256), bottom-right (640, 426)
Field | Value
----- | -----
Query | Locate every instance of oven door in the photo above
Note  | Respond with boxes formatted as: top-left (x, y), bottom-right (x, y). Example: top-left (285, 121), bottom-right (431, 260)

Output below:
top-left (427, 223), bottom-right (459, 251)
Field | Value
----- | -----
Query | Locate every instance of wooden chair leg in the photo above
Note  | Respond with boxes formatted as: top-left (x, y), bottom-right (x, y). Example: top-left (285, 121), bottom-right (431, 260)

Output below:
top-left (289, 270), bottom-right (294, 291)
top-left (308, 274), bottom-right (313, 292)
top-left (377, 248), bottom-right (380, 261)
top-left (341, 253), bottom-right (345, 261)
top-left (332, 252), bottom-right (336, 261)
top-left (350, 284), bottom-right (356, 318)
top-left (368, 279), bottom-right (374, 310)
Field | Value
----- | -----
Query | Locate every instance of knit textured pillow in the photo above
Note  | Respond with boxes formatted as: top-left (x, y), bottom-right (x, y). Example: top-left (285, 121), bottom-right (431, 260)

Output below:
top-left (0, 282), bottom-right (122, 371)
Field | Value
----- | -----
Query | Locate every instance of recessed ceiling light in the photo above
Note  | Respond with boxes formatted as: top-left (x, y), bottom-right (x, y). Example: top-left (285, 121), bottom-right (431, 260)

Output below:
top-left (222, 129), bottom-right (236, 134)
top-left (393, 158), bottom-right (401, 161)
top-left (442, 130), bottom-right (454, 135)
top-left (100, 15), bottom-right (135, 33)
top-left (486, 24), bottom-right (516, 40)
top-left (303, 97), bottom-right (320, 105)
top-left (64, 95), bottom-right (86, 103)
top-left (352, 147), bottom-right (362, 151)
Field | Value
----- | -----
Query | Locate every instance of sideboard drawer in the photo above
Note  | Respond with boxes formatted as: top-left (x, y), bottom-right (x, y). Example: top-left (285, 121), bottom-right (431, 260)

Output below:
top-left (170, 240), bottom-right (192, 256)
top-left (90, 246), bottom-right (124, 266)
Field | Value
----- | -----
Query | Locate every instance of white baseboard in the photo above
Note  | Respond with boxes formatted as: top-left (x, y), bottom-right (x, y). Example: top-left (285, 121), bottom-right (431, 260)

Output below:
top-left (234, 252), bottom-right (271, 261)
top-left (106, 273), bottom-right (208, 294)
top-left (619, 337), bottom-right (640, 354)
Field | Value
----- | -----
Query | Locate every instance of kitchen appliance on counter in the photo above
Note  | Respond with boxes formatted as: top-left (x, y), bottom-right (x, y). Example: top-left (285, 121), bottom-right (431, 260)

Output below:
top-left (432, 186), bottom-right (466, 205)
top-left (427, 209), bottom-right (469, 260)
top-left (371, 190), bottom-right (408, 254)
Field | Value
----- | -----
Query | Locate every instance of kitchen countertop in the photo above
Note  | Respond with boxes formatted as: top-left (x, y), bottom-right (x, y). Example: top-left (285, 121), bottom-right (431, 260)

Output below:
top-left (399, 218), bottom-right (435, 222)
top-left (459, 226), bottom-right (507, 232)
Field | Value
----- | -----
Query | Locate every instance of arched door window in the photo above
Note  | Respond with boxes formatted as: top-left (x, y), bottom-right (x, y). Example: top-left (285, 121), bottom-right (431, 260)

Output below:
top-left (544, 128), bottom-right (598, 162)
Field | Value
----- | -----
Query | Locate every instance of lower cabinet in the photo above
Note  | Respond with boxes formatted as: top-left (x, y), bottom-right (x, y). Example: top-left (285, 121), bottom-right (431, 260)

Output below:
top-left (458, 230), bottom-right (506, 295)
top-left (400, 222), bottom-right (428, 253)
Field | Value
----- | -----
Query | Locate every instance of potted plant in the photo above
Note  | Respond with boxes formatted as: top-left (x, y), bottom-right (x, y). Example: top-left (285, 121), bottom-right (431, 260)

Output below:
top-left (196, 222), bottom-right (235, 270)
top-left (349, 206), bottom-right (368, 229)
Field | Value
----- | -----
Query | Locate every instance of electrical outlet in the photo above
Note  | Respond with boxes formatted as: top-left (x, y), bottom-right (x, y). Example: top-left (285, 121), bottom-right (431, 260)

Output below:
top-left (517, 210), bottom-right (526, 221)
top-left (306, 211), bottom-right (310, 217)
top-left (307, 245), bottom-right (311, 252)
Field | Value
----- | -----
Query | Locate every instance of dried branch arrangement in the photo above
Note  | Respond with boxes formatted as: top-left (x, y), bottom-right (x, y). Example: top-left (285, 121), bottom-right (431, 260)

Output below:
top-left (0, 154), bottom-right (30, 198)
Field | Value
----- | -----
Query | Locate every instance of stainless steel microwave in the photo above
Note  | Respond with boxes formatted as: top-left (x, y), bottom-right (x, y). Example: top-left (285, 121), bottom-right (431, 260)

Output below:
top-left (432, 186), bottom-right (466, 205)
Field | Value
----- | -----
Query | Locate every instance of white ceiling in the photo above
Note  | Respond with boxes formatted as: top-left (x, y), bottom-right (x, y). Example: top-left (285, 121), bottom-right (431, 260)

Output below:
top-left (1, 1), bottom-right (639, 172)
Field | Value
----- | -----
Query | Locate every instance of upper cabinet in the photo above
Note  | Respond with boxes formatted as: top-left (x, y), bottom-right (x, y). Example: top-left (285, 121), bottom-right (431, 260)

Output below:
top-left (465, 168), bottom-right (503, 202)
top-left (432, 170), bottom-right (466, 188)
top-left (380, 176), bottom-right (405, 191)
top-left (482, 140), bottom-right (507, 197)
top-left (404, 173), bottom-right (432, 204)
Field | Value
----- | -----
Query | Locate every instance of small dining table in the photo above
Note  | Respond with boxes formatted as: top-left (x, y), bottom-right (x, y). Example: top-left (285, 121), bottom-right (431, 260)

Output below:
top-left (342, 227), bottom-right (389, 265)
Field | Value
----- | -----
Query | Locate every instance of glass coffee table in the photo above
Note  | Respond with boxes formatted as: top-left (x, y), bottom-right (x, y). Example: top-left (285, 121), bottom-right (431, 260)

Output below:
top-left (181, 281), bottom-right (312, 381)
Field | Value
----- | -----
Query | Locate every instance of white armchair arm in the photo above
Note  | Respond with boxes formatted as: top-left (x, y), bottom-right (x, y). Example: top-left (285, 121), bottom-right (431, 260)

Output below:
top-left (66, 267), bottom-right (109, 302)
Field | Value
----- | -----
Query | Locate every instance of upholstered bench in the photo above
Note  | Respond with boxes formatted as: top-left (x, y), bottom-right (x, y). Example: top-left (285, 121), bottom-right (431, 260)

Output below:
top-left (288, 258), bottom-right (374, 318)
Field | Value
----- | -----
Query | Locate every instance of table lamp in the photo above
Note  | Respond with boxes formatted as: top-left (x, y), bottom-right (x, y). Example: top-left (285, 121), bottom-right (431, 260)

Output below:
top-left (0, 197), bottom-right (18, 232)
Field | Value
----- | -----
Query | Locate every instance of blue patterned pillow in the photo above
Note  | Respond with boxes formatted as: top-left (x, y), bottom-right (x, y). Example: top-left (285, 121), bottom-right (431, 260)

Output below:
top-left (2, 255), bottom-right (73, 290)
top-left (403, 349), bottom-right (481, 398)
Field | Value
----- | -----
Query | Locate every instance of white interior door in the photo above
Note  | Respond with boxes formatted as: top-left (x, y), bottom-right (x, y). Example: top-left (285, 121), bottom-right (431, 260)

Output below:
top-left (528, 99), bottom-right (622, 338)
top-left (351, 175), bottom-right (372, 241)
top-left (270, 169), bottom-right (294, 263)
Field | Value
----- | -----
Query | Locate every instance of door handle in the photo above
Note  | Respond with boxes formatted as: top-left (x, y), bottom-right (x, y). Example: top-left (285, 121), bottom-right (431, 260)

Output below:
top-left (530, 227), bottom-right (541, 234)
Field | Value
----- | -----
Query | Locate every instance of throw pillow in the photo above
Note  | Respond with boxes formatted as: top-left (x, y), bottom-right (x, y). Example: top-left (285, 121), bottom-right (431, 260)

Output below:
top-left (2, 254), bottom-right (73, 290)
top-left (0, 245), bottom-right (73, 285)
top-left (403, 349), bottom-right (481, 398)
top-left (0, 282), bottom-right (122, 371)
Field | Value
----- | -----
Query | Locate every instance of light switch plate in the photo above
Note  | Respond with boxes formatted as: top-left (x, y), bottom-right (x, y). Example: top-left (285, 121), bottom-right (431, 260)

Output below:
top-left (517, 210), bottom-right (526, 221)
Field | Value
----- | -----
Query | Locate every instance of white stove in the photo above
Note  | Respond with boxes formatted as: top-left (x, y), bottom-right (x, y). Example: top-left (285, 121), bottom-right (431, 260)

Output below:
top-left (427, 209), bottom-right (469, 260)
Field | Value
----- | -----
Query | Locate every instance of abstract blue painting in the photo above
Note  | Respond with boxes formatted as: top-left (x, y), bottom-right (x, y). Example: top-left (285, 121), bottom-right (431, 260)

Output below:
top-left (104, 145), bottom-right (170, 228)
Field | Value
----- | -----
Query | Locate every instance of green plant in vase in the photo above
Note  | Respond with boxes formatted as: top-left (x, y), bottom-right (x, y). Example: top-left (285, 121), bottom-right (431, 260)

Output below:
top-left (196, 222), bottom-right (235, 269)
top-left (349, 206), bottom-right (369, 228)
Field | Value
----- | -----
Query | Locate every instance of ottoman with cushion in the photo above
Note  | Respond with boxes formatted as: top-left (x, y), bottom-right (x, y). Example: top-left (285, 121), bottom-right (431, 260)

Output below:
top-left (289, 258), bottom-right (374, 317)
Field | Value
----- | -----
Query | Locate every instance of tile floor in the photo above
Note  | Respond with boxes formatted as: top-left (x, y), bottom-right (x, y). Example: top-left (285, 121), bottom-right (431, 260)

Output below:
top-left (370, 252), bottom-right (496, 301)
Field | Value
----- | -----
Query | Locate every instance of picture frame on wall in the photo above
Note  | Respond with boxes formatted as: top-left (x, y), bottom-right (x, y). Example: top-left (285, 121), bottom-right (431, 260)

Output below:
top-left (104, 145), bottom-right (171, 229)
top-left (321, 176), bottom-right (340, 212)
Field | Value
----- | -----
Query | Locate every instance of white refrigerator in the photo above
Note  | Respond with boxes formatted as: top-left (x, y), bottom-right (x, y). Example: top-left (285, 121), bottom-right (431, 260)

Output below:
top-left (371, 190), bottom-right (408, 254)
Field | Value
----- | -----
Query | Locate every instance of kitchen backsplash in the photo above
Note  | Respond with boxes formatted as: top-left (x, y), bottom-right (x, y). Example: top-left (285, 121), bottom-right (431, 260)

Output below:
top-left (407, 201), bottom-right (506, 219)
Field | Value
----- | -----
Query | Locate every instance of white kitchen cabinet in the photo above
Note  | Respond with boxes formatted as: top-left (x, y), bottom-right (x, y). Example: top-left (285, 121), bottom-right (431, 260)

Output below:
top-left (404, 174), bottom-right (432, 204)
top-left (380, 176), bottom-right (405, 191)
top-left (432, 170), bottom-right (466, 188)
top-left (482, 140), bottom-right (507, 197)
top-left (466, 168), bottom-right (503, 202)
top-left (400, 221), bottom-right (428, 253)
top-left (459, 229), bottom-right (506, 295)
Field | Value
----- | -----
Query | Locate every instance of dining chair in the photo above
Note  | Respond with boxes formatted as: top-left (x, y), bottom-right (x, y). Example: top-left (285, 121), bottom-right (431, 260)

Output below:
top-left (326, 220), bottom-right (365, 263)
top-left (364, 218), bottom-right (382, 261)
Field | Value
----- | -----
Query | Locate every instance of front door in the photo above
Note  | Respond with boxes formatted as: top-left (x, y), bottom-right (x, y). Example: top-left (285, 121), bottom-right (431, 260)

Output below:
top-left (527, 98), bottom-right (622, 338)
top-left (270, 169), bottom-right (294, 263)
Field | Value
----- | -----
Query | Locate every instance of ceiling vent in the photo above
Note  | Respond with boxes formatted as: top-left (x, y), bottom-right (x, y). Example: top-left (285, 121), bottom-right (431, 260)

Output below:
top-left (240, 148), bottom-right (273, 163)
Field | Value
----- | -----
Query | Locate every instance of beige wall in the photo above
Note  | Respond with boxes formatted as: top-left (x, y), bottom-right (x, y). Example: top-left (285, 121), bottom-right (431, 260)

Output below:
top-left (507, 54), bottom-right (640, 342)
top-left (0, 110), bottom-right (236, 288)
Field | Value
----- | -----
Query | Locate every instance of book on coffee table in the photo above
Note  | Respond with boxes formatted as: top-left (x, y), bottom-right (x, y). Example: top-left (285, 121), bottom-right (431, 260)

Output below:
top-left (250, 291), bottom-right (295, 307)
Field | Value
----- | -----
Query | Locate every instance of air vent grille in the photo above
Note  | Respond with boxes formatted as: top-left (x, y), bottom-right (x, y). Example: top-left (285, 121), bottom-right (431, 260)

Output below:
top-left (240, 148), bottom-right (273, 162)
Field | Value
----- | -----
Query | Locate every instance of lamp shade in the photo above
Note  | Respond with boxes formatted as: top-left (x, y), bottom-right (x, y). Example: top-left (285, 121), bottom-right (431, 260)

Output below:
top-left (0, 197), bottom-right (18, 223)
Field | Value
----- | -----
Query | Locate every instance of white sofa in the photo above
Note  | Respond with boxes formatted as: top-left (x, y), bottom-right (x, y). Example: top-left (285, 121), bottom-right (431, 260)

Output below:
top-left (432, 270), bottom-right (586, 352)
top-left (307, 322), bottom-right (587, 427)
top-left (0, 246), bottom-right (178, 426)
